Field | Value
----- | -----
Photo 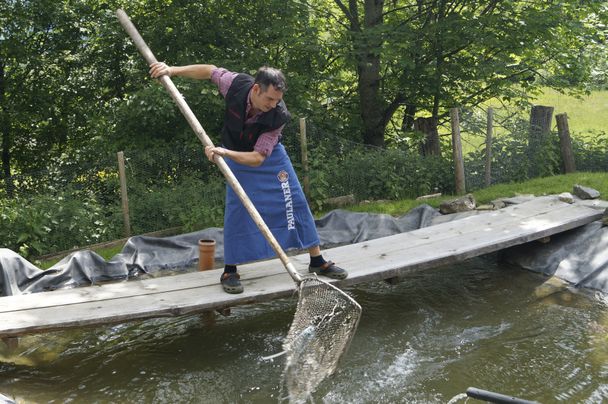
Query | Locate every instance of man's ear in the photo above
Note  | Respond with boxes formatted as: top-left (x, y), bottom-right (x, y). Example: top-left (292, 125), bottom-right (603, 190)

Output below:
top-left (252, 83), bottom-right (261, 94)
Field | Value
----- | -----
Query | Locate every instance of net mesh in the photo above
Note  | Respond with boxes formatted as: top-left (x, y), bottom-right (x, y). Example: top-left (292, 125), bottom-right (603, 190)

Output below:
top-left (280, 276), bottom-right (362, 403)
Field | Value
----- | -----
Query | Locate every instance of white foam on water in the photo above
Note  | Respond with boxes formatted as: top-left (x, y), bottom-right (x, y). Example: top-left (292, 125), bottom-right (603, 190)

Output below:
top-left (322, 344), bottom-right (429, 403)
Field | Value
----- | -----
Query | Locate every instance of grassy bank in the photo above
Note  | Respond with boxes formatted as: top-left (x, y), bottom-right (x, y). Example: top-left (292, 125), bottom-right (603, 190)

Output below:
top-left (38, 172), bottom-right (606, 269)
top-left (349, 171), bottom-right (606, 216)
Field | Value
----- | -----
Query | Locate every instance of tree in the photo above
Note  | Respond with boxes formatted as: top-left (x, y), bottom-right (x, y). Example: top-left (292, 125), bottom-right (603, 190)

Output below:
top-left (320, 0), bottom-right (608, 146)
top-left (0, 0), bottom-right (107, 188)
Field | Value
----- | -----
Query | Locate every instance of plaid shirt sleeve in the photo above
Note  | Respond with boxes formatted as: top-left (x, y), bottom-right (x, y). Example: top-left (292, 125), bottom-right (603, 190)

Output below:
top-left (210, 67), bottom-right (237, 98)
top-left (254, 125), bottom-right (283, 157)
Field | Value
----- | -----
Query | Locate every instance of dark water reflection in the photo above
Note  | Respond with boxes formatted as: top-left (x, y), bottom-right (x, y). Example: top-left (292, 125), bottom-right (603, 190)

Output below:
top-left (2, 256), bottom-right (608, 403)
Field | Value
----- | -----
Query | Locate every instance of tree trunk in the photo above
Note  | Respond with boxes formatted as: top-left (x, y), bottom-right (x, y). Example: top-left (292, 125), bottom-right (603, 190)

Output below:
top-left (414, 117), bottom-right (440, 156)
top-left (401, 104), bottom-right (417, 132)
top-left (0, 60), bottom-right (13, 197)
top-left (450, 108), bottom-right (465, 194)
top-left (356, 0), bottom-right (385, 147)
top-left (431, 0), bottom-right (446, 120)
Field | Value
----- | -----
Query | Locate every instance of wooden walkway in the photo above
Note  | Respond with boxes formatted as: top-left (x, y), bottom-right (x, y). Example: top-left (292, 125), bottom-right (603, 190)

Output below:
top-left (0, 196), bottom-right (604, 338)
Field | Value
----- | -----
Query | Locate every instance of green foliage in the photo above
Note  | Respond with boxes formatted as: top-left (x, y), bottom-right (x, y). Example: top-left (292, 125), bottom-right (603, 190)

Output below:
top-left (338, 148), bottom-right (453, 201)
top-left (178, 178), bottom-right (226, 232)
top-left (1, 0), bottom-right (606, 181)
top-left (302, 137), bottom-right (453, 209)
top-left (572, 131), bottom-right (608, 172)
top-left (0, 188), bottom-right (122, 258)
top-left (1, 0), bottom-right (607, 261)
top-left (304, 142), bottom-right (340, 211)
top-left (317, 0), bottom-right (608, 145)
top-left (464, 118), bottom-right (565, 191)
top-left (127, 173), bottom-right (225, 235)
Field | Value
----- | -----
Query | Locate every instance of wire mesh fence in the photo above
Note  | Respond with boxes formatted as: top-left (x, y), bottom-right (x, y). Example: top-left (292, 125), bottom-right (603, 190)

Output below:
top-left (1, 105), bottom-right (606, 260)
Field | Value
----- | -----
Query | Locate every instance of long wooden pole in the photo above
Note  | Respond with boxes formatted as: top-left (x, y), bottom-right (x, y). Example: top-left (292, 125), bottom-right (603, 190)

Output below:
top-left (115, 9), bottom-right (301, 282)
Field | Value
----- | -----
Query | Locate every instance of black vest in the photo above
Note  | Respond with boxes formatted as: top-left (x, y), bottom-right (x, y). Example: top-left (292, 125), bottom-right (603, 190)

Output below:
top-left (221, 74), bottom-right (291, 152)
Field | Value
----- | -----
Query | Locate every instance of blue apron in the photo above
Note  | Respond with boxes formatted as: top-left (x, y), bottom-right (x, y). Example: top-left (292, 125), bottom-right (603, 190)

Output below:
top-left (223, 143), bottom-right (320, 265)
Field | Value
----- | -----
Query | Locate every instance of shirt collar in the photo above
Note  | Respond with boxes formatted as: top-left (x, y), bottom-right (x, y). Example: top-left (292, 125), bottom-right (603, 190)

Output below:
top-left (246, 88), bottom-right (262, 120)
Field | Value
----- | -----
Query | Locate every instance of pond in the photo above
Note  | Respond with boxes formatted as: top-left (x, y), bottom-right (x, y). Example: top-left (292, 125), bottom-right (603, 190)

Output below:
top-left (1, 256), bottom-right (608, 403)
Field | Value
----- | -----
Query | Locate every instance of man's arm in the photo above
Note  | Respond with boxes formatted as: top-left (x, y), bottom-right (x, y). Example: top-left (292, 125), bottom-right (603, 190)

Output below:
top-left (205, 146), bottom-right (266, 167)
top-left (149, 62), bottom-right (216, 80)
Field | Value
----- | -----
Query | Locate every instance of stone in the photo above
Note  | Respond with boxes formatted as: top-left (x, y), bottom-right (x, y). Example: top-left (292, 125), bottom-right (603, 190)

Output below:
top-left (490, 199), bottom-right (507, 209)
top-left (558, 192), bottom-right (574, 204)
top-left (500, 195), bottom-right (535, 205)
top-left (573, 184), bottom-right (601, 200)
top-left (324, 194), bottom-right (356, 208)
top-left (439, 193), bottom-right (476, 214)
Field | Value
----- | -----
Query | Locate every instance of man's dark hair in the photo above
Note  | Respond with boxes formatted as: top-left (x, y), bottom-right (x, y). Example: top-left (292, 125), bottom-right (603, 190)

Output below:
top-left (255, 66), bottom-right (287, 93)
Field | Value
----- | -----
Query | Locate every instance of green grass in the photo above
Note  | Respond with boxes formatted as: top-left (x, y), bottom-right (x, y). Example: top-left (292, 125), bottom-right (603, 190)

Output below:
top-left (334, 171), bottom-right (607, 216)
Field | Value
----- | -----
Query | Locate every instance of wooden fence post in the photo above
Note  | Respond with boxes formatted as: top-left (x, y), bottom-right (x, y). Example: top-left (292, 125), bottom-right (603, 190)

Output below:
top-left (450, 108), bottom-right (466, 195)
top-left (299, 117), bottom-right (310, 199)
top-left (117, 151), bottom-right (131, 237)
top-left (528, 105), bottom-right (554, 177)
top-left (484, 107), bottom-right (493, 187)
top-left (555, 113), bottom-right (576, 173)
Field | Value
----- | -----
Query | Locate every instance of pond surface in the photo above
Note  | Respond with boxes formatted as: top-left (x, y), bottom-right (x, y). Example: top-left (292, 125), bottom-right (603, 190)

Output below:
top-left (2, 256), bottom-right (608, 403)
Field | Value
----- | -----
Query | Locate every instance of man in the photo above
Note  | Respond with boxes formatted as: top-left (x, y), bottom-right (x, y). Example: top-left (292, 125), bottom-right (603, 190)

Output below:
top-left (149, 62), bottom-right (348, 294)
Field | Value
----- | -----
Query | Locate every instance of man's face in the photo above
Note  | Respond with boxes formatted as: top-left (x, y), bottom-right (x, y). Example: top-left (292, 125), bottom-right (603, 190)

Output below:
top-left (251, 83), bottom-right (283, 112)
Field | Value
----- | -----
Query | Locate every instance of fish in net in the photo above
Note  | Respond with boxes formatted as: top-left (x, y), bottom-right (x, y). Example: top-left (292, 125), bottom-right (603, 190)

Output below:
top-left (280, 275), bottom-right (362, 403)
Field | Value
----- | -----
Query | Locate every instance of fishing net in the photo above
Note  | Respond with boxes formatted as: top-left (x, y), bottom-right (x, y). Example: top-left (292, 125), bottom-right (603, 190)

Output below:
top-left (280, 276), bottom-right (362, 403)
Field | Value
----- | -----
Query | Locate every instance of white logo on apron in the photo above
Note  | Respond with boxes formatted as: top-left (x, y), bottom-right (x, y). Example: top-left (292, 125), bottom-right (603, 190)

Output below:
top-left (278, 170), bottom-right (295, 230)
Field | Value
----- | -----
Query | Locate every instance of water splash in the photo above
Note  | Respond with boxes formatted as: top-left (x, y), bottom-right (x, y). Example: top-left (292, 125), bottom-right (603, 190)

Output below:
top-left (446, 392), bottom-right (468, 404)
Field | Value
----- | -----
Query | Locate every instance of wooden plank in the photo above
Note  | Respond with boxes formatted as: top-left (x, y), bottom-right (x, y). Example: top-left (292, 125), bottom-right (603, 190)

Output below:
top-left (0, 197), bottom-right (602, 337)
top-left (338, 205), bottom-right (603, 284)
top-left (0, 272), bottom-right (297, 335)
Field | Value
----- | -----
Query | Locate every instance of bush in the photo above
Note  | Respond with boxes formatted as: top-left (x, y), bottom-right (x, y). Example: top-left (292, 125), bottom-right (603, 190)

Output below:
top-left (127, 173), bottom-right (225, 234)
top-left (0, 188), bottom-right (122, 258)
top-left (302, 139), bottom-right (453, 208)
top-left (573, 130), bottom-right (608, 172)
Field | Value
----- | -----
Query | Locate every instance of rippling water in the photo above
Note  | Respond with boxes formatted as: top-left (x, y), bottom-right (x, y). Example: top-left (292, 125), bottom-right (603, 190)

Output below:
top-left (2, 256), bottom-right (608, 403)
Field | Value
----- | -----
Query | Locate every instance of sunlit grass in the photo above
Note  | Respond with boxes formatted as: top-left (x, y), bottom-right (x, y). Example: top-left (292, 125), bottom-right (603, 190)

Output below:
top-left (533, 88), bottom-right (608, 135)
top-left (458, 88), bottom-right (608, 154)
